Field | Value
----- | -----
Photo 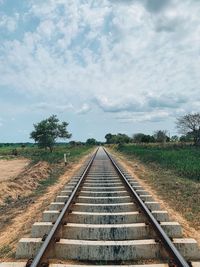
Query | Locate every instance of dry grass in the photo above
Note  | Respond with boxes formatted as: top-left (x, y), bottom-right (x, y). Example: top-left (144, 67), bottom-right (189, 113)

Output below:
top-left (141, 164), bottom-right (200, 230)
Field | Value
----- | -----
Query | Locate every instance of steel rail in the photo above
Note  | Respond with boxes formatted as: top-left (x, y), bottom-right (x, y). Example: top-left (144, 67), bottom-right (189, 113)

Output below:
top-left (103, 147), bottom-right (190, 267)
top-left (30, 148), bottom-right (99, 267)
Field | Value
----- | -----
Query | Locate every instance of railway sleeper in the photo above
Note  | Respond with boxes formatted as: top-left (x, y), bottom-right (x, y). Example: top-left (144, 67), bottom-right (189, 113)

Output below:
top-left (72, 201), bottom-right (161, 212)
top-left (16, 238), bottom-right (200, 261)
top-left (76, 195), bottom-right (133, 204)
top-left (31, 221), bottom-right (183, 240)
top-left (83, 182), bottom-right (124, 186)
top-left (85, 178), bottom-right (120, 182)
top-left (75, 194), bottom-right (153, 203)
top-left (81, 186), bottom-right (125, 191)
top-left (42, 210), bottom-right (170, 224)
top-left (2, 263), bottom-right (200, 267)
top-left (79, 190), bottom-right (128, 197)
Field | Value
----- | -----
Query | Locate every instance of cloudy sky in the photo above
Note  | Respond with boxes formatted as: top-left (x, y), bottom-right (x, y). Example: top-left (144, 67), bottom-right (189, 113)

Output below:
top-left (0, 0), bottom-right (199, 142)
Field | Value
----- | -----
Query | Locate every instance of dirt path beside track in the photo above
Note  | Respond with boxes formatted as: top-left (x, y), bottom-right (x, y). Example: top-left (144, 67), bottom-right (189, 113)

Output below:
top-left (0, 153), bottom-right (91, 259)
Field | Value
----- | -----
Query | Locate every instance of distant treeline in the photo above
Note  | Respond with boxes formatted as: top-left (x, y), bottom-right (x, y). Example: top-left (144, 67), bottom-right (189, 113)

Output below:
top-left (0, 142), bottom-right (35, 147)
top-left (104, 131), bottom-right (194, 145)
top-left (0, 132), bottom-right (195, 148)
top-left (0, 141), bottom-right (102, 147)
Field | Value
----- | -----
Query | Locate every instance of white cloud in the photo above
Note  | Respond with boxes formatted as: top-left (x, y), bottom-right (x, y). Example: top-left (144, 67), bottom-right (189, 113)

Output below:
top-left (0, 14), bottom-right (19, 32)
top-left (95, 93), bottom-right (189, 114)
top-left (30, 102), bottom-right (74, 113)
top-left (116, 110), bottom-right (170, 123)
top-left (94, 96), bottom-right (144, 112)
top-left (0, 0), bottom-right (200, 127)
top-left (76, 104), bottom-right (91, 115)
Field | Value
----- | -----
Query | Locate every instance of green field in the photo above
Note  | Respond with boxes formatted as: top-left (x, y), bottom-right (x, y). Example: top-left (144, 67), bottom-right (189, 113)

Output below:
top-left (0, 144), bottom-right (94, 164)
top-left (117, 144), bottom-right (200, 181)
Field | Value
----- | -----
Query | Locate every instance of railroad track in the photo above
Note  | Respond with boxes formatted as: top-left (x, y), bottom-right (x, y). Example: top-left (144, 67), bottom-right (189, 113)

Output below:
top-left (1, 147), bottom-right (200, 267)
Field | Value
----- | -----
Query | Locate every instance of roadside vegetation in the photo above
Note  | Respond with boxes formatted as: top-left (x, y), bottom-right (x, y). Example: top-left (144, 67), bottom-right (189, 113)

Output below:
top-left (106, 113), bottom-right (200, 231)
top-left (116, 144), bottom-right (200, 181)
top-left (104, 113), bottom-right (200, 181)
top-left (0, 143), bottom-right (93, 163)
top-left (113, 148), bottom-right (200, 230)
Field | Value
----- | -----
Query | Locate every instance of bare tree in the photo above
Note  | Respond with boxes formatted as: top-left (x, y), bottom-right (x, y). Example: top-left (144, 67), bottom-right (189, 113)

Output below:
top-left (176, 113), bottom-right (200, 146)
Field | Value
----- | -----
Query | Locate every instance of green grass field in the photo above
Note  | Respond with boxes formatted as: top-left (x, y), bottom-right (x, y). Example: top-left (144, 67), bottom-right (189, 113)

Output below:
top-left (0, 144), bottom-right (94, 164)
top-left (117, 144), bottom-right (200, 181)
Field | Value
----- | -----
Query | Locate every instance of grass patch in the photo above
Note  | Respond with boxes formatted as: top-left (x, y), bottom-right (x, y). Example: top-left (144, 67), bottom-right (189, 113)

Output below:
top-left (113, 147), bottom-right (200, 229)
top-left (150, 167), bottom-right (199, 225)
top-left (25, 145), bottom-right (94, 195)
top-left (21, 145), bottom-right (93, 164)
top-left (0, 245), bottom-right (12, 258)
top-left (139, 163), bottom-right (200, 229)
top-left (35, 165), bottom-right (64, 195)
top-left (116, 144), bottom-right (200, 181)
top-left (0, 144), bottom-right (94, 163)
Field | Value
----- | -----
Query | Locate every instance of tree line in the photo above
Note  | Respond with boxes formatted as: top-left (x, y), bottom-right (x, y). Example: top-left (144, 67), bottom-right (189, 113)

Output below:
top-left (105, 131), bottom-right (169, 144)
top-left (104, 131), bottom-right (186, 144)
top-left (28, 112), bottom-right (200, 152)
top-left (104, 113), bottom-right (200, 145)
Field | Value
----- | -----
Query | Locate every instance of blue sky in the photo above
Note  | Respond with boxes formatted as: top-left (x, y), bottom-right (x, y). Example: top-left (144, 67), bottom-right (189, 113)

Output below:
top-left (0, 0), bottom-right (200, 142)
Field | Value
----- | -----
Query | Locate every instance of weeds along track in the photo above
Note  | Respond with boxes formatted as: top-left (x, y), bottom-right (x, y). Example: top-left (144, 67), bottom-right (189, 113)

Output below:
top-left (1, 147), bottom-right (200, 267)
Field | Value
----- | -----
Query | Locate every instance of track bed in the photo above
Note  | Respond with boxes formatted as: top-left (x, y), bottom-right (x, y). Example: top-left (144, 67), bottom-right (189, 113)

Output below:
top-left (1, 147), bottom-right (200, 267)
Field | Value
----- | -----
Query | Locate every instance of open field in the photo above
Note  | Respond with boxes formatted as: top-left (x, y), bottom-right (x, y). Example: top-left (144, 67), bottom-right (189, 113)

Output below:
top-left (112, 145), bottom-right (200, 231)
top-left (116, 144), bottom-right (200, 181)
top-left (0, 144), bottom-right (93, 164)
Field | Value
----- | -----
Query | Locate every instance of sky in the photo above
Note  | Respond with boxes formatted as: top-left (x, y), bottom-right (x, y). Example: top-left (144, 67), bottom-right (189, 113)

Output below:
top-left (0, 0), bottom-right (200, 142)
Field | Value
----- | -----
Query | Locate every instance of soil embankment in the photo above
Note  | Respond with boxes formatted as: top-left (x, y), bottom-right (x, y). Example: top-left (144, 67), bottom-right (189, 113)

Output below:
top-left (0, 159), bottom-right (30, 182)
top-left (0, 160), bottom-right (51, 205)
top-left (0, 153), bottom-right (90, 259)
